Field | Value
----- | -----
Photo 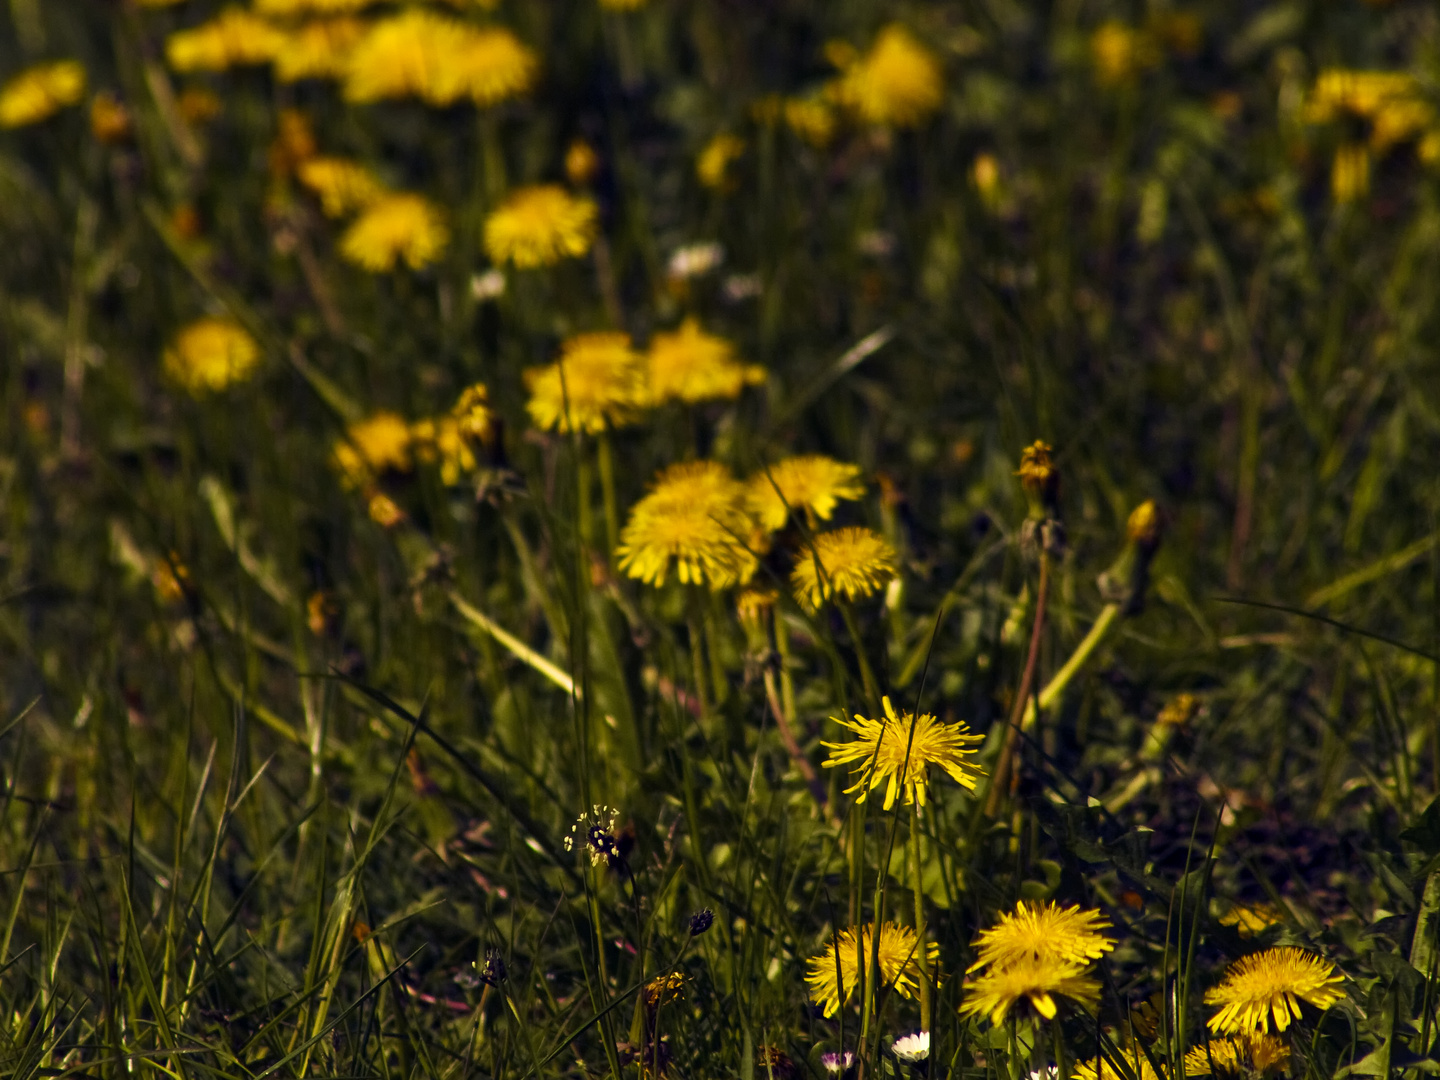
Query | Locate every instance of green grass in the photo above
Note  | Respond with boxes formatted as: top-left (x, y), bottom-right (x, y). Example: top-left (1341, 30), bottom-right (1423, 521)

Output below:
top-left (4, 1), bottom-right (1440, 1078)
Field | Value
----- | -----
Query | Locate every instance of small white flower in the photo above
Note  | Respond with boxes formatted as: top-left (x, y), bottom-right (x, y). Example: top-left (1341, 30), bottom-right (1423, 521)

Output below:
top-left (857, 229), bottom-right (896, 257)
top-left (470, 269), bottom-right (506, 300)
top-left (821, 1051), bottom-right (854, 1075)
top-left (666, 241), bottom-right (724, 280)
top-left (723, 273), bottom-right (762, 302)
top-left (891, 1031), bottom-right (930, 1063)
top-left (1027, 1069), bottom-right (1059, 1080)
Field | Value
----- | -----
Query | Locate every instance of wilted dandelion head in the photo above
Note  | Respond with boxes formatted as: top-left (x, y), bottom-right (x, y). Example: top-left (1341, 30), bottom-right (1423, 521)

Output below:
top-left (297, 157), bottom-right (388, 218)
top-left (968, 901), bottom-right (1114, 973)
top-left (484, 185), bottom-right (599, 269)
top-left (525, 332), bottom-right (645, 435)
top-left (1184, 1033), bottom-right (1291, 1077)
top-left (616, 461), bottom-right (758, 589)
top-left (167, 9), bottom-right (286, 73)
top-left (0, 61), bottom-right (87, 129)
top-left (339, 193), bottom-right (449, 272)
top-left (643, 972), bottom-right (686, 1008)
top-left (1016, 440), bottom-right (1057, 498)
top-left (646, 318), bottom-right (764, 405)
top-left (697, 133), bottom-right (745, 189)
top-left (748, 456), bottom-right (864, 533)
top-left (822, 696), bottom-right (982, 809)
top-left (273, 18), bottom-right (367, 82)
top-left (891, 1032), bottom-right (930, 1063)
top-left (790, 526), bottom-right (898, 611)
top-left (805, 922), bottom-right (937, 1018)
top-left (826, 24), bottom-right (942, 129)
top-left (960, 954), bottom-right (1101, 1025)
top-left (332, 412), bottom-right (413, 486)
top-left (1217, 902), bottom-right (1283, 938)
top-left (163, 317), bottom-right (261, 394)
top-left (1204, 948), bottom-right (1344, 1033)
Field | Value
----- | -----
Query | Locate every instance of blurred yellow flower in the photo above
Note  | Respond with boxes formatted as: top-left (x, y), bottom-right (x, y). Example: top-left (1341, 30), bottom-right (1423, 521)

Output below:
top-left (616, 461), bottom-right (757, 588)
top-left (646, 318), bottom-right (764, 405)
top-left (747, 455), bottom-right (863, 533)
top-left (0, 61), bottom-right (87, 129)
top-left (273, 18), bottom-right (367, 82)
top-left (565, 139), bottom-right (600, 186)
top-left (826, 24), bottom-right (943, 128)
top-left (298, 157), bottom-right (389, 217)
top-left (696, 133), bottom-right (744, 189)
top-left (268, 107), bottom-right (316, 176)
top-left (1073, 1054), bottom-right (1164, 1080)
top-left (1184, 1033), bottom-right (1290, 1077)
top-left (1205, 948), bottom-right (1344, 1033)
top-left (177, 86), bottom-right (222, 124)
top-left (450, 383), bottom-right (494, 443)
top-left (525, 332), bottom-right (645, 434)
top-left (167, 9), bottom-right (286, 73)
top-left (163, 317), bottom-right (262, 394)
top-left (784, 97), bottom-right (836, 147)
top-left (411, 416), bottom-right (475, 485)
top-left (333, 412), bottom-right (413, 486)
top-left (1090, 22), bottom-right (1159, 86)
top-left (968, 901), bottom-right (1114, 973)
top-left (90, 91), bottom-right (132, 145)
top-left (339, 193), bottom-right (449, 272)
top-left (367, 491), bottom-right (406, 527)
top-left (790, 526), bottom-right (898, 611)
top-left (484, 185), bottom-right (598, 268)
top-left (255, 0), bottom-right (376, 13)
top-left (805, 922), bottom-right (937, 1018)
top-left (822, 696), bottom-right (982, 809)
top-left (598, 0), bottom-right (648, 10)
top-left (343, 11), bottom-right (537, 107)
top-left (960, 954), bottom-right (1101, 1025)
top-left (1331, 143), bottom-right (1370, 203)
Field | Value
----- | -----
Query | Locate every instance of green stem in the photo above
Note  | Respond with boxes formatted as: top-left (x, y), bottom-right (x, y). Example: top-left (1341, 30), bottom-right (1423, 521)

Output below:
top-left (576, 450), bottom-right (594, 550)
top-left (776, 611), bottom-right (798, 724)
top-left (911, 803), bottom-right (930, 1031)
top-left (704, 597), bottom-right (729, 707)
top-left (1019, 602), bottom-right (1122, 731)
top-left (838, 599), bottom-right (881, 712)
top-left (597, 429), bottom-right (619, 564)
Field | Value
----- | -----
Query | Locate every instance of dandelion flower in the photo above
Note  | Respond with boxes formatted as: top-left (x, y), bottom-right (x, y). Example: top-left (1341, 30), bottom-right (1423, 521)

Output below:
top-left (968, 901), bottom-right (1113, 975)
top-left (805, 922), bottom-right (939, 1018)
top-left (484, 184), bottom-right (598, 268)
top-left (298, 157), bottom-right (388, 217)
top-left (697, 133), bottom-right (745, 189)
top-left (960, 955), bottom-right (1100, 1025)
top-left (273, 18), bottom-right (367, 82)
top-left (1217, 902), bottom-right (1284, 938)
top-left (822, 695), bottom-right (982, 809)
top-left (90, 91), bottom-right (132, 144)
top-left (1205, 948), bottom-right (1344, 1033)
top-left (891, 1032), bottom-right (930, 1063)
top-left (411, 417), bottom-right (475, 485)
top-left (450, 383), bottom-right (494, 443)
top-left (785, 96), bottom-right (837, 147)
top-left (1090, 22), bottom-right (1159, 86)
top-left (525, 332), bottom-right (645, 435)
top-left (332, 412), bottom-right (413, 486)
top-left (254, 0), bottom-right (377, 14)
top-left (166, 9), bottom-right (285, 73)
top-left (438, 26), bottom-right (539, 108)
top-left (790, 526), bottom-right (898, 611)
top-left (0, 61), bottom-right (86, 129)
top-left (646, 318), bottom-right (765, 405)
top-left (827, 25), bottom-right (942, 129)
top-left (1184, 1033), bottom-right (1291, 1077)
top-left (339, 193), bottom-right (449, 272)
top-left (1072, 1054), bottom-right (1164, 1080)
top-left (748, 456), bottom-right (864, 533)
top-left (343, 11), bottom-right (535, 107)
top-left (163, 317), bottom-right (262, 394)
top-left (616, 461), bottom-right (757, 589)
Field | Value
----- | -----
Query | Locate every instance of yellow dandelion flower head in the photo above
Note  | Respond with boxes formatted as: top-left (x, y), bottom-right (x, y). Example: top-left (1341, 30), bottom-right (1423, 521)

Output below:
top-left (826, 24), bottom-right (943, 129)
top-left (959, 954), bottom-right (1100, 1026)
top-left (411, 416), bottom-right (475, 486)
top-left (1205, 948), bottom-right (1344, 1034)
top-left (790, 525), bottom-right (898, 611)
top-left (646, 318), bottom-right (765, 405)
top-left (697, 133), bottom-right (745, 189)
top-left (90, 91), bottom-right (132, 145)
top-left (339, 193), bottom-right (449, 272)
top-left (254, 0), bottom-right (378, 15)
top-left (968, 901), bottom-right (1114, 973)
top-left (297, 157), bottom-right (388, 218)
top-left (615, 461), bottom-right (758, 589)
top-left (748, 456), bottom-right (864, 533)
top-left (822, 695), bottom-right (982, 810)
top-left (804, 922), bottom-right (939, 1018)
top-left (166, 9), bottom-right (286, 73)
top-left (332, 411), bottom-right (413, 486)
top-left (484, 184), bottom-right (599, 268)
top-left (1184, 1033), bottom-right (1291, 1078)
top-left (525, 332), bottom-right (645, 435)
top-left (450, 383), bottom-right (494, 443)
top-left (1217, 902), bottom-right (1284, 938)
top-left (163, 317), bottom-right (262, 394)
top-left (343, 11), bottom-right (535, 107)
top-left (784, 96), bottom-right (837, 147)
top-left (0, 61), bottom-right (87, 129)
top-left (1072, 1053), bottom-right (1165, 1080)
top-left (1306, 69), bottom-right (1417, 123)
top-left (1090, 22), bottom-right (1159, 86)
top-left (273, 18), bottom-right (368, 82)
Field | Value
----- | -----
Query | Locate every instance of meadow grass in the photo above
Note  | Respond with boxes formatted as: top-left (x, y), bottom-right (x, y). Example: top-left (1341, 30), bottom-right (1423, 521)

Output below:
top-left (3, 1), bottom-right (1440, 1078)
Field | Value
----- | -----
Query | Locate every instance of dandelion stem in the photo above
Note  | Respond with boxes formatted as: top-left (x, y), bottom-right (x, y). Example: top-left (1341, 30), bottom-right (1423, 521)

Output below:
top-left (838, 598), bottom-right (882, 712)
top-left (911, 802), bottom-right (930, 1030)
top-left (988, 550), bottom-right (1051, 817)
top-left (597, 429), bottom-right (619, 563)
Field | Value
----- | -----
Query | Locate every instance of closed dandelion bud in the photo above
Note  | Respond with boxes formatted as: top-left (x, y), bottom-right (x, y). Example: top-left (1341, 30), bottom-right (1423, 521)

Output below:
top-left (565, 139), bottom-right (600, 186)
top-left (1097, 500), bottom-right (1163, 614)
top-left (1015, 440), bottom-right (1058, 519)
top-left (688, 908), bottom-right (714, 936)
top-left (1127, 499), bottom-right (1162, 550)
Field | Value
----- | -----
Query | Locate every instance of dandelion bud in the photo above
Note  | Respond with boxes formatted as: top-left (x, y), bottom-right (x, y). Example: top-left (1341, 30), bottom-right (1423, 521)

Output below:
top-left (1098, 499), bottom-right (1164, 614)
top-left (688, 908), bottom-right (714, 936)
top-left (1127, 499), bottom-right (1162, 548)
top-left (1015, 440), bottom-right (1059, 518)
top-left (565, 139), bottom-right (600, 186)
